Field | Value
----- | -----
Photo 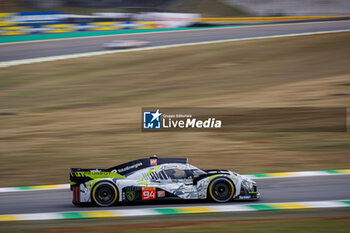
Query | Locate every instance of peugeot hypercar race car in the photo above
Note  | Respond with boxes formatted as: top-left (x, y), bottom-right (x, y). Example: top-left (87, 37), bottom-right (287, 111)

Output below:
top-left (70, 156), bottom-right (259, 207)
top-left (104, 40), bottom-right (150, 49)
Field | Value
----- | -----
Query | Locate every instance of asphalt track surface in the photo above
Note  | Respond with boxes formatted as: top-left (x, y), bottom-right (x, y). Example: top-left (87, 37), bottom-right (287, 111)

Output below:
top-left (1, 20), bottom-right (350, 62)
top-left (0, 175), bottom-right (349, 215)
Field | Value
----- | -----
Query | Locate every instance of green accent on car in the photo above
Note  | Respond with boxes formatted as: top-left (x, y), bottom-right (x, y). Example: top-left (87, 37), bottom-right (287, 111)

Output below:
top-left (71, 171), bottom-right (126, 179)
top-left (138, 180), bottom-right (150, 185)
top-left (87, 179), bottom-right (103, 191)
top-left (207, 174), bottom-right (221, 181)
top-left (146, 166), bottom-right (160, 176)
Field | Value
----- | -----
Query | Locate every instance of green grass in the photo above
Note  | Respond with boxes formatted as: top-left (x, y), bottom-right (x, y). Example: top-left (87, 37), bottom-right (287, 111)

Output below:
top-left (95, 220), bottom-right (350, 233)
top-left (1, 218), bottom-right (350, 233)
top-left (0, 32), bottom-right (350, 186)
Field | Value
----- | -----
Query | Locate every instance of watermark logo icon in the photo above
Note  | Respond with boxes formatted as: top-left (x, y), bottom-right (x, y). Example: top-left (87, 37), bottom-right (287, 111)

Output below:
top-left (143, 109), bottom-right (162, 129)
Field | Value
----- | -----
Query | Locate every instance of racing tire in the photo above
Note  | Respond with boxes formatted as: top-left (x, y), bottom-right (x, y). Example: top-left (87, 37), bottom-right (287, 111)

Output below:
top-left (92, 182), bottom-right (118, 207)
top-left (208, 178), bottom-right (235, 203)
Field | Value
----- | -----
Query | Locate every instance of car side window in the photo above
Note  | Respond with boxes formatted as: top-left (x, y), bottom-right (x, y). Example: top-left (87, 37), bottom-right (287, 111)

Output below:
top-left (165, 168), bottom-right (191, 180)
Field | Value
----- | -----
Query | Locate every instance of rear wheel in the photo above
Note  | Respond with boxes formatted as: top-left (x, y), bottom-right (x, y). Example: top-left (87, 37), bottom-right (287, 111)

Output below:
top-left (208, 178), bottom-right (235, 203)
top-left (92, 182), bottom-right (118, 207)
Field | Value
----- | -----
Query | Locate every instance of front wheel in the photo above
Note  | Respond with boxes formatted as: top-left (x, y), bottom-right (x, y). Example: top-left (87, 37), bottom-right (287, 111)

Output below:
top-left (92, 182), bottom-right (118, 207)
top-left (208, 178), bottom-right (235, 203)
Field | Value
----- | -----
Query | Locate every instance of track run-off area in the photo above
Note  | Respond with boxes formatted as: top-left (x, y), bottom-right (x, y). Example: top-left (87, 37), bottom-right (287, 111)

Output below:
top-left (0, 20), bottom-right (350, 67)
top-left (0, 171), bottom-right (349, 221)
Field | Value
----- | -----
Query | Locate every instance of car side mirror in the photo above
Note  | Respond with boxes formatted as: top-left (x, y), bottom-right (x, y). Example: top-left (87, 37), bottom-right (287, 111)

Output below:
top-left (184, 178), bottom-right (193, 185)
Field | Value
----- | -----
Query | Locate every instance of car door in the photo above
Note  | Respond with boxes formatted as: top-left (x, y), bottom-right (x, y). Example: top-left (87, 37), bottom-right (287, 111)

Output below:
top-left (161, 164), bottom-right (199, 199)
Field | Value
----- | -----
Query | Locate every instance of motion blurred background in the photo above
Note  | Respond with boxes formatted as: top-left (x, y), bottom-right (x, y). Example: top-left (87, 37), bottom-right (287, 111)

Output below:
top-left (2, 0), bottom-right (350, 15)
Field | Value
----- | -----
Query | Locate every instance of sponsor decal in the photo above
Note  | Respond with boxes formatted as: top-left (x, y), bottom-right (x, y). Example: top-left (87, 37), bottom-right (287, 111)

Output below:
top-left (157, 190), bottom-right (165, 198)
top-left (112, 162), bottom-right (143, 173)
top-left (239, 195), bottom-right (252, 200)
top-left (150, 159), bottom-right (157, 166)
top-left (142, 187), bottom-right (156, 200)
top-left (90, 169), bottom-right (101, 172)
top-left (143, 109), bottom-right (161, 129)
top-left (8, 11), bottom-right (66, 26)
top-left (72, 172), bottom-right (110, 176)
top-left (126, 191), bottom-right (136, 201)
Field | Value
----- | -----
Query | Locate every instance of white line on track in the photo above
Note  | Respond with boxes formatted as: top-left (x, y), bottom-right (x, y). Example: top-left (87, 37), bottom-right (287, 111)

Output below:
top-left (1, 200), bottom-right (350, 221)
top-left (1, 28), bottom-right (350, 68)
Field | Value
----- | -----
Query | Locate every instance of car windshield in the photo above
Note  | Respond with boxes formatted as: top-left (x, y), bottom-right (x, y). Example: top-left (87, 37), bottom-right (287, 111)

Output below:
top-left (164, 166), bottom-right (206, 180)
top-left (192, 168), bottom-right (206, 177)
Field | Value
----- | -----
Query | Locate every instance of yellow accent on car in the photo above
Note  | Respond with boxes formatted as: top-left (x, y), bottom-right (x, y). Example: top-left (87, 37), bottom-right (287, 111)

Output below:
top-left (138, 180), bottom-right (150, 185)
top-left (208, 174), bottom-right (221, 181)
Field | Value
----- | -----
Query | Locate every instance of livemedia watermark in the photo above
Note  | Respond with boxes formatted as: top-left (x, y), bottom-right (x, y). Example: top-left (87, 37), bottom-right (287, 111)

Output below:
top-left (141, 107), bottom-right (347, 132)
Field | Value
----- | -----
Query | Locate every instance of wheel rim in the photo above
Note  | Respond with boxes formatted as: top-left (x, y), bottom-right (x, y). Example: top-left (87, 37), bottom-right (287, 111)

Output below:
top-left (93, 183), bottom-right (117, 206)
top-left (214, 182), bottom-right (230, 198)
top-left (209, 179), bottom-right (234, 202)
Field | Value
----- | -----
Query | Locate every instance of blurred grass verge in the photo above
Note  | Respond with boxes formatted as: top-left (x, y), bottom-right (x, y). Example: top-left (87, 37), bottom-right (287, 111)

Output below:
top-left (1, 209), bottom-right (350, 232)
top-left (0, 32), bottom-right (350, 186)
top-left (0, 0), bottom-right (250, 17)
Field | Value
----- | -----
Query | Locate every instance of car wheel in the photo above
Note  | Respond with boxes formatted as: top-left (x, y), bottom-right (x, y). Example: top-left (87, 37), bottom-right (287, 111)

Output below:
top-left (92, 182), bottom-right (118, 207)
top-left (208, 178), bottom-right (235, 203)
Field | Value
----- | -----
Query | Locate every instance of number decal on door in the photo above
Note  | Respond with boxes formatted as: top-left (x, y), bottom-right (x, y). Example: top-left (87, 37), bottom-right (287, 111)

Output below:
top-left (142, 187), bottom-right (156, 200)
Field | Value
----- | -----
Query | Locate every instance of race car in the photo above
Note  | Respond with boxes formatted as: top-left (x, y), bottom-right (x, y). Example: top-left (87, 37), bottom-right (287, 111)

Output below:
top-left (103, 40), bottom-right (150, 49)
top-left (70, 156), bottom-right (259, 207)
